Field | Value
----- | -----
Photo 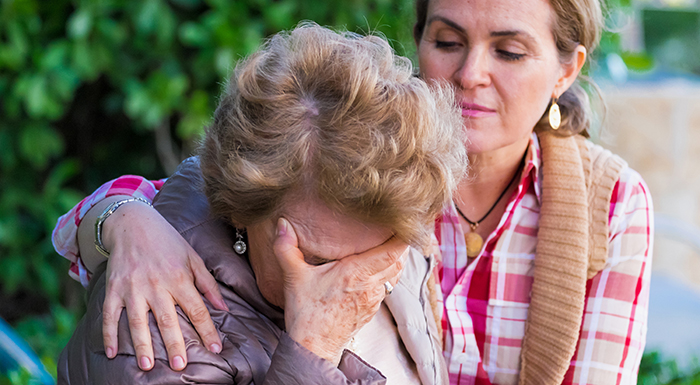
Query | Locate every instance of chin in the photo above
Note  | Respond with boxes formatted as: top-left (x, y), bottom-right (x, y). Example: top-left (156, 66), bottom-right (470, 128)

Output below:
top-left (462, 128), bottom-right (497, 154)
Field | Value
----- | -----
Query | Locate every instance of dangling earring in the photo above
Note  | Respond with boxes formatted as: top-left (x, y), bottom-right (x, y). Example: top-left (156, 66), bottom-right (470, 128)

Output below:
top-left (549, 96), bottom-right (561, 130)
top-left (233, 228), bottom-right (247, 255)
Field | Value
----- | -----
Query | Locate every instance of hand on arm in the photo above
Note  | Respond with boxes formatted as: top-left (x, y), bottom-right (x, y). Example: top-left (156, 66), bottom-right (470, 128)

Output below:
top-left (75, 194), bottom-right (227, 372)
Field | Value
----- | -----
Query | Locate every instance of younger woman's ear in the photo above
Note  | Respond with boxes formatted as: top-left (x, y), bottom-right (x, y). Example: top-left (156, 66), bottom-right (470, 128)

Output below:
top-left (555, 45), bottom-right (587, 95)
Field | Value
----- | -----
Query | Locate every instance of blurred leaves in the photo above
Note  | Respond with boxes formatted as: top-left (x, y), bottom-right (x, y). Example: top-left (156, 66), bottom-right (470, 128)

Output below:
top-left (638, 351), bottom-right (700, 385)
top-left (0, 0), bottom-right (417, 297)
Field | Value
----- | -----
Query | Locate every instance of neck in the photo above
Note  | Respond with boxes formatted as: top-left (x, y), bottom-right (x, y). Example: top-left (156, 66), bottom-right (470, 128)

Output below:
top-left (455, 136), bottom-right (530, 216)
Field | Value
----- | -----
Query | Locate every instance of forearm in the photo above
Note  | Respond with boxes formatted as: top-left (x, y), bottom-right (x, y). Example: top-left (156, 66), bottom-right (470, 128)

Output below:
top-left (53, 175), bottom-right (164, 283)
top-left (76, 195), bottom-right (149, 274)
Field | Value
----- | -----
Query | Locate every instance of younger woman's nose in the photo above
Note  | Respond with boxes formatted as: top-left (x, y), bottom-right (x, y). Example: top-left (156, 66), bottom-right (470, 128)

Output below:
top-left (453, 48), bottom-right (491, 90)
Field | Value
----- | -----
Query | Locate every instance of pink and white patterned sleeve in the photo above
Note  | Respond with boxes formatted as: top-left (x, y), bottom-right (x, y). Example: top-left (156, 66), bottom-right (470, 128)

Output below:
top-left (51, 176), bottom-right (166, 288)
top-left (564, 167), bottom-right (654, 385)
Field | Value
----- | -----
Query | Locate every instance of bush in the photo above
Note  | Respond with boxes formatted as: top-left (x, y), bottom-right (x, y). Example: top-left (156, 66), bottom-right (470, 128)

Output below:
top-left (638, 351), bottom-right (700, 385)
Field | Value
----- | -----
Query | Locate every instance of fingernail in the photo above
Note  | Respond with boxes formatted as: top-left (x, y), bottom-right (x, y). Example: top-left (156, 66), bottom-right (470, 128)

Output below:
top-left (140, 356), bottom-right (152, 370)
top-left (218, 299), bottom-right (229, 311)
top-left (276, 218), bottom-right (287, 236)
top-left (106, 347), bottom-right (114, 358)
top-left (172, 355), bottom-right (185, 370)
top-left (209, 343), bottom-right (222, 353)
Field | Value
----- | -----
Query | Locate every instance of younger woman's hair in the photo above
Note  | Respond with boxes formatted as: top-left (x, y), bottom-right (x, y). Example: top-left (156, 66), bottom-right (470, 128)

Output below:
top-left (414, 0), bottom-right (604, 137)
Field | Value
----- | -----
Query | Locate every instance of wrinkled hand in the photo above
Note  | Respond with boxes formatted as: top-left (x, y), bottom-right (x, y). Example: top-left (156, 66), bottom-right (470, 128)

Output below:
top-left (273, 217), bottom-right (409, 365)
top-left (101, 203), bottom-right (228, 371)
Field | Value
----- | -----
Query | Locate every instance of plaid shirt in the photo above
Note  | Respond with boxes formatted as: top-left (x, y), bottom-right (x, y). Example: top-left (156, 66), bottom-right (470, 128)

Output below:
top-left (52, 134), bottom-right (653, 384)
top-left (436, 134), bottom-right (653, 385)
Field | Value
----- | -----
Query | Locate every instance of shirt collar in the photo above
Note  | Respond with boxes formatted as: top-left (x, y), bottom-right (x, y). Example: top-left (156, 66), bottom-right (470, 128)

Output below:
top-left (525, 132), bottom-right (543, 204)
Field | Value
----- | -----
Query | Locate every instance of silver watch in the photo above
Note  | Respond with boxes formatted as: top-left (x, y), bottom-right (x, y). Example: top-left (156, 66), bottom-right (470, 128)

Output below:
top-left (94, 197), bottom-right (152, 257)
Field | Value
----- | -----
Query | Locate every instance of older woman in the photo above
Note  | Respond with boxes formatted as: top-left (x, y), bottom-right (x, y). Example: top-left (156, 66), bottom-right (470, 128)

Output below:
top-left (57, 24), bottom-right (466, 384)
top-left (54, 0), bottom-right (653, 384)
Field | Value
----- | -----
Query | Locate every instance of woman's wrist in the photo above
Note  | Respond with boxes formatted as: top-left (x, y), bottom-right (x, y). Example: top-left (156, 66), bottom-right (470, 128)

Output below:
top-left (287, 324), bottom-right (345, 366)
top-left (95, 197), bottom-right (153, 257)
top-left (98, 199), bottom-right (153, 254)
top-left (77, 195), bottom-right (151, 273)
top-left (99, 200), bottom-right (157, 255)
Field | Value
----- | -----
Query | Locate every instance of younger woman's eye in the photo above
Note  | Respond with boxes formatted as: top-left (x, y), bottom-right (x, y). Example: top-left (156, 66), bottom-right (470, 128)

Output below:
top-left (435, 40), bottom-right (459, 49)
top-left (497, 50), bottom-right (526, 61)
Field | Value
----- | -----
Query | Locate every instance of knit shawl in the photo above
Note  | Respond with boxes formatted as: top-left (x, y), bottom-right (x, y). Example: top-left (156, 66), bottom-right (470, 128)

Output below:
top-left (518, 132), bottom-right (626, 385)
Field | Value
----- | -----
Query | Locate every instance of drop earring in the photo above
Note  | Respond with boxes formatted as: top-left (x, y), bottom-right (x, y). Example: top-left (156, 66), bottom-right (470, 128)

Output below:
top-left (549, 96), bottom-right (561, 130)
top-left (233, 228), bottom-right (247, 255)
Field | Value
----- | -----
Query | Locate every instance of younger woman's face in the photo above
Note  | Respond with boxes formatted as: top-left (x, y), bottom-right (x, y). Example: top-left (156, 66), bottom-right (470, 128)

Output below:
top-left (416, 0), bottom-right (580, 155)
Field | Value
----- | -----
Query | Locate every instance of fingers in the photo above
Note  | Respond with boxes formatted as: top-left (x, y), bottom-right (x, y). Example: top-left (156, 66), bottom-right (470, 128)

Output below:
top-left (190, 250), bottom-right (228, 312)
top-left (176, 284), bottom-right (222, 355)
top-left (125, 299), bottom-right (155, 371)
top-left (273, 218), bottom-right (305, 272)
top-left (102, 291), bottom-right (124, 359)
top-left (379, 246), bottom-right (409, 286)
top-left (348, 237), bottom-right (410, 276)
top-left (150, 297), bottom-right (187, 371)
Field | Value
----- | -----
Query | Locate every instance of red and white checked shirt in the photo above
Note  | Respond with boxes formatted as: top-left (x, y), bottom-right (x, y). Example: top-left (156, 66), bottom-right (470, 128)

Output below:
top-left (52, 134), bottom-right (653, 385)
top-left (435, 134), bottom-right (652, 385)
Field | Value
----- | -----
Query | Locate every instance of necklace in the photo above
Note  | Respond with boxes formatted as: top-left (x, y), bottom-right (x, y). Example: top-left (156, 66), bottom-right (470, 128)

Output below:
top-left (454, 152), bottom-right (527, 258)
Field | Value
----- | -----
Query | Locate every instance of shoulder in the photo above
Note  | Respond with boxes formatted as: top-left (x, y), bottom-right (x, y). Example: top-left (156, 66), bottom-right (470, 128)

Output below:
top-left (582, 139), bottom-right (627, 183)
top-left (580, 139), bottom-right (653, 231)
top-left (59, 267), bottom-right (259, 384)
top-left (609, 165), bottom-right (653, 238)
top-left (152, 157), bottom-right (212, 234)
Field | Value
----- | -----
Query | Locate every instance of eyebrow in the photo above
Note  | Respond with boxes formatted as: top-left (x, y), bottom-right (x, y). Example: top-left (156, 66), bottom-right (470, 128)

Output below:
top-left (490, 30), bottom-right (537, 44)
top-left (426, 15), bottom-right (466, 34)
top-left (426, 15), bottom-right (537, 43)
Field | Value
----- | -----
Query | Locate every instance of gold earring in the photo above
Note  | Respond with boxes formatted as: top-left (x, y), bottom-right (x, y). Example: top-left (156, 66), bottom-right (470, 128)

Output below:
top-left (548, 97), bottom-right (561, 130)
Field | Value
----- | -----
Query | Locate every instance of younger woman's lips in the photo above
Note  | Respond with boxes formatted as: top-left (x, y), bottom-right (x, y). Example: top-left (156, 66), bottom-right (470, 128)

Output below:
top-left (461, 103), bottom-right (496, 118)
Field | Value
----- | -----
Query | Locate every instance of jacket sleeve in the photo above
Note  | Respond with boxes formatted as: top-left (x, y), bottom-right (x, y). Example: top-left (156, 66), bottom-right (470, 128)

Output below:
top-left (265, 333), bottom-right (386, 385)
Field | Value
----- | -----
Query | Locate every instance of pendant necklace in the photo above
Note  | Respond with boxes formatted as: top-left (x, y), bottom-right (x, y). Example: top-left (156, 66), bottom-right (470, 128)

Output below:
top-left (455, 152), bottom-right (527, 258)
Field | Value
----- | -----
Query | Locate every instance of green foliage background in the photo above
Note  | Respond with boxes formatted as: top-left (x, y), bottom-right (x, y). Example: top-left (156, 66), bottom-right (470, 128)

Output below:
top-left (0, 0), bottom-right (696, 383)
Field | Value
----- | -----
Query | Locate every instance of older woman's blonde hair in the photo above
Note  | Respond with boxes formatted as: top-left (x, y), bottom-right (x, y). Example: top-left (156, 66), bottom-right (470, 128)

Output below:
top-left (200, 23), bottom-right (467, 249)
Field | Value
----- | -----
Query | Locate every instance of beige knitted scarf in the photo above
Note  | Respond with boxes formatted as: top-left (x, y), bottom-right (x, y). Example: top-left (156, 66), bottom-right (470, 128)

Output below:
top-left (518, 131), bottom-right (626, 385)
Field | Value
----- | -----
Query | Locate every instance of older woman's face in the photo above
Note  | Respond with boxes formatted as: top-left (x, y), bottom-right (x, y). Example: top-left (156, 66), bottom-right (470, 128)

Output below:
top-left (247, 197), bottom-right (394, 308)
top-left (417, 0), bottom-right (574, 154)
